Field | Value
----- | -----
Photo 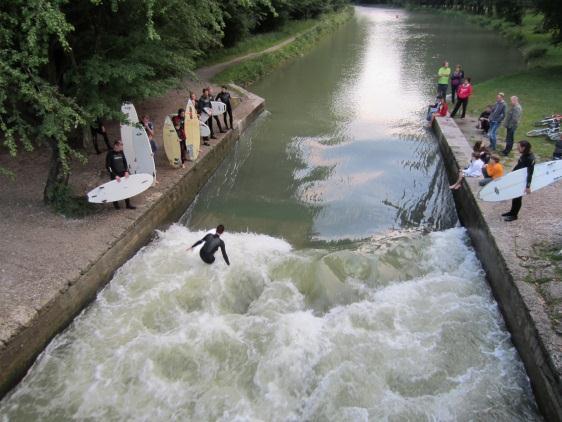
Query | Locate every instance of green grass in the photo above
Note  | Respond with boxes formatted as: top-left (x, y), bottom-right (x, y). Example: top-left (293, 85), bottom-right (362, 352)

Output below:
top-left (432, 10), bottom-right (562, 161)
top-left (212, 7), bottom-right (354, 86)
top-left (198, 19), bottom-right (321, 68)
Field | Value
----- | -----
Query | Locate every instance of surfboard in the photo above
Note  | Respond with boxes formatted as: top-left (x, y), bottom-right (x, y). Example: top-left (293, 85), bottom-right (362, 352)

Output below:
top-left (120, 103), bottom-right (156, 179)
top-left (163, 116), bottom-right (182, 168)
top-left (479, 160), bottom-right (562, 202)
top-left (200, 122), bottom-right (211, 138)
top-left (87, 174), bottom-right (154, 203)
top-left (120, 103), bottom-right (138, 173)
top-left (184, 100), bottom-right (201, 160)
top-left (199, 112), bottom-right (210, 123)
top-left (210, 101), bottom-right (227, 115)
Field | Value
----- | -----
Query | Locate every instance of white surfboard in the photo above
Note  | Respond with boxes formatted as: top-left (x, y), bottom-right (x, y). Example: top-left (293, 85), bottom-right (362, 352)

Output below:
top-left (120, 103), bottom-right (138, 172)
top-left (200, 111), bottom-right (210, 123)
top-left (210, 101), bottom-right (227, 115)
top-left (199, 122), bottom-right (210, 137)
top-left (88, 174), bottom-right (154, 203)
top-left (479, 160), bottom-right (562, 202)
top-left (120, 103), bottom-right (156, 179)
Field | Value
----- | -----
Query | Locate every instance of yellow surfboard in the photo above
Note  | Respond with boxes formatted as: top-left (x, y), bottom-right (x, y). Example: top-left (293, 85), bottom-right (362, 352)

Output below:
top-left (163, 116), bottom-right (182, 168)
top-left (184, 100), bottom-right (200, 160)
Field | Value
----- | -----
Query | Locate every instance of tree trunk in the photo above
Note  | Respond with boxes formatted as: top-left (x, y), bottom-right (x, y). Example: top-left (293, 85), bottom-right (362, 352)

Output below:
top-left (43, 137), bottom-right (69, 204)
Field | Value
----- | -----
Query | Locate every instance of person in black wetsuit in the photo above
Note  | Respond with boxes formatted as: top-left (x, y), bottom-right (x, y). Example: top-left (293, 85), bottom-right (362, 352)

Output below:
top-left (187, 224), bottom-right (230, 265)
top-left (105, 140), bottom-right (136, 210)
top-left (502, 140), bottom-right (535, 222)
top-left (90, 117), bottom-right (111, 154)
top-left (216, 85), bottom-right (233, 130)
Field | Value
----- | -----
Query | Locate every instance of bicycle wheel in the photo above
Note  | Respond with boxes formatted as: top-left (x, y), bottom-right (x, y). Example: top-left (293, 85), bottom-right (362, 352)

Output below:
top-left (548, 131), bottom-right (561, 141)
top-left (526, 128), bottom-right (549, 137)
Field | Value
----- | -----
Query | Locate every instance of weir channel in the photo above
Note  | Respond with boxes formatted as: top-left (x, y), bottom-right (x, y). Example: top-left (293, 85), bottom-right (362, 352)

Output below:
top-left (0, 6), bottom-right (544, 420)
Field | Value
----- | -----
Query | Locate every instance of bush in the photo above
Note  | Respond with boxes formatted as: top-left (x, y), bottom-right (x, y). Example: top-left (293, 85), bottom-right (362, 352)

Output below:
top-left (523, 45), bottom-right (549, 61)
top-left (48, 183), bottom-right (97, 218)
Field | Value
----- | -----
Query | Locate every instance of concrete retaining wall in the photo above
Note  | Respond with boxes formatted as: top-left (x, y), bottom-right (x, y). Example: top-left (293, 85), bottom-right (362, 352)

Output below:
top-left (433, 116), bottom-right (562, 421)
top-left (0, 86), bottom-right (265, 399)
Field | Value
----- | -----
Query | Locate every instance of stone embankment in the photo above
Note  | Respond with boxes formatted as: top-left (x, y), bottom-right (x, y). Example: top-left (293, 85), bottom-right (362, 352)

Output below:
top-left (0, 83), bottom-right (265, 398)
top-left (434, 116), bottom-right (562, 421)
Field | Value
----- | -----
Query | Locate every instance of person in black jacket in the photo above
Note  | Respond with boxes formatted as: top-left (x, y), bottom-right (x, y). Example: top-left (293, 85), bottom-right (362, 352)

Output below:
top-left (187, 224), bottom-right (230, 265)
top-left (90, 118), bottom-right (111, 154)
top-left (216, 85), bottom-right (233, 130)
top-left (105, 140), bottom-right (136, 210)
top-left (502, 140), bottom-right (534, 222)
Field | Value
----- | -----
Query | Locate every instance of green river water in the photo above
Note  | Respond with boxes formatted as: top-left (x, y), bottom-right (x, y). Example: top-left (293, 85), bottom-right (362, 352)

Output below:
top-left (0, 7), bottom-right (541, 421)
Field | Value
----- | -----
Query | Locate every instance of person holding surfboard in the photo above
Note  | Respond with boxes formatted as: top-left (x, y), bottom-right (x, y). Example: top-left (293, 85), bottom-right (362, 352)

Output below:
top-left (502, 141), bottom-right (535, 222)
top-left (106, 140), bottom-right (136, 210)
top-left (199, 88), bottom-right (219, 143)
top-left (172, 108), bottom-right (188, 166)
top-left (187, 225), bottom-right (230, 266)
top-left (216, 86), bottom-right (233, 130)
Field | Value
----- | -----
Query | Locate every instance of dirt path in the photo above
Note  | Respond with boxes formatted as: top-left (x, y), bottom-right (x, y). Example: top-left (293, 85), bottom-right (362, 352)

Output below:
top-left (196, 34), bottom-right (300, 81)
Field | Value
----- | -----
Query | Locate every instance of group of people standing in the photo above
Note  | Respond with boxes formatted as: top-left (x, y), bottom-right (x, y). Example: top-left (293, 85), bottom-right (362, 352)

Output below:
top-left (172, 86), bottom-right (234, 166)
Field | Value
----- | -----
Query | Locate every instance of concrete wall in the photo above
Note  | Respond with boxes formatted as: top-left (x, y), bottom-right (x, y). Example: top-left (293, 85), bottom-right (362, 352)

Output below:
top-left (433, 117), bottom-right (562, 422)
top-left (0, 87), bottom-right (265, 399)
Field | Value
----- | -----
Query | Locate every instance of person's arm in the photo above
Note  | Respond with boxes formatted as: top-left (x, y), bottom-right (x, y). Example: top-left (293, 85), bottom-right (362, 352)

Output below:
top-left (220, 241), bottom-right (230, 266)
top-left (106, 152), bottom-right (114, 176)
top-left (187, 237), bottom-right (205, 251)
top-left (525, 157), bottom-right (535, 193)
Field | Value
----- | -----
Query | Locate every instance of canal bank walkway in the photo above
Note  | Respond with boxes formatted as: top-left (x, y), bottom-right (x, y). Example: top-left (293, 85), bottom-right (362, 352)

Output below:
top-left (0, 80), bottom-right (265, 397)
top-left (433, 116), bottom-right (562, 420)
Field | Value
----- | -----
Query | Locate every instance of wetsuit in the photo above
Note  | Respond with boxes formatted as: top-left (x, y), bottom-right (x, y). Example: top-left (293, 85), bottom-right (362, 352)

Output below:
top-left (198, 95), bottom-right (221, 138)
top-left (192, 233), bottom-right (230, 265)
top-left (90, 118), bottom-right (111, 154)
top-left (216, 92), bottom-right (233, 129)
top-left (508, 153), bottom-right (535, 218)
top-left (172, 114), bottom-right (187, 163)
top-left (106, 150), bottom-right (132, 208)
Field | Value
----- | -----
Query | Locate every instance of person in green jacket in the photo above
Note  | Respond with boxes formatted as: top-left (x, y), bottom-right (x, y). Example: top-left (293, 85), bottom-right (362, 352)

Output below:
top-left (437, 61), bottom-right (451, 100)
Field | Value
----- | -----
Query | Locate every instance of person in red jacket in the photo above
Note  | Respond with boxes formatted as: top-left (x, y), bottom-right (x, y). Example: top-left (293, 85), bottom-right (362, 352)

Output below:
top-left (450, 77), bottom-right (473, 119)
top-left (428, 96), bottom-right (448, 126)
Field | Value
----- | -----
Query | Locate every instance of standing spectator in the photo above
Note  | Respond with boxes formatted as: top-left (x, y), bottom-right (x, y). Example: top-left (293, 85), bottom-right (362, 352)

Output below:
top-left (488, 92), bottom-right (506, 151)
top-left (208, 86), bottom-right (226, 134)
top-left (142, 115), bottom-right (157, 154)
top-left (90, 117), bottom-right (111, 154)
top-left (450, 77), bottom-right (473, 119)
top-left (501, 96), bottom-right (523, 156)
top-left (502, 141), bottom-right (535, 222)
top-left (189, 92), bottom-right (199, 112)
top-left (479, 155), bottom-right (504, 186)
top-left (216, 85), bottom-right (233, 130)
top-left (105, 140), bottom-right (136, 210)
top-left (172, 108), bottom-right (188, 166)
top-left (199, 88), bottom-right (216, 142)
top-left (437, 61), bottom-right (451, 100)
top-left (450, 65), bottom-right (464, 103)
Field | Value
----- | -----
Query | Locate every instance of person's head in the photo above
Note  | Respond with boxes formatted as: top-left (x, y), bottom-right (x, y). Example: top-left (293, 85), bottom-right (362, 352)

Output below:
top-left (439, 96), bottom-right (446, 104)
top-left (178, 108), bottom-right (185, 117)
top-left (490, 154), bottom-right (501, 164)
top-left (496, 92), bottom-right (505, 102)
top-left (443, 61), bottom-right (449, 67)
top-left (511, 96), bottom-right (519, 105)
top-left (216, 224), bottom-right (225, 235)
top-left (113, 140), bottom-right (123, 152)
top-left (464, 77), bottom-right (471, 84)
top-left (518, 140), bottom-right (532, 155)
top-left (202, 88), bottom-right (209, 96)
top-left (208, 86), bottom-right (213, 95)
top-left (190, 92), bottom-right (197, 101)
top-left (142, 115), bottom-right (149, 123)
top-left (474, 140), bottom-right (483, 151)
top-left (455, 64), bottom-right (462, 71)
top-left (472, 152), bottom-right (481, 160)
top-left (221, 85), bottom-right (228, 93)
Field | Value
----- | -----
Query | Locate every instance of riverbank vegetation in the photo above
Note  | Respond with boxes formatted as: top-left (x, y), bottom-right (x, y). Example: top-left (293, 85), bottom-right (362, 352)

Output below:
top-left (0, 0), bottom-right (349, 208)
top-left (212, 8), bottom-right (354, 86)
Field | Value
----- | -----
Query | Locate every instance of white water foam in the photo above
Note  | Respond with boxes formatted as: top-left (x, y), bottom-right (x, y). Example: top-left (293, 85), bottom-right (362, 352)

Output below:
top-left (0, 226), bottom-right (539, 421)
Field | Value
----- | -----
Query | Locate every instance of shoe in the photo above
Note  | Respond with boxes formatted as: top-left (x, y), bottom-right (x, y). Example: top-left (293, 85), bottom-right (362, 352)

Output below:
top-left (504, 215), bottom-right (518, 222)
top-left (126, 204), bottom-right (136, 210)
top-left (204, 142), bottom-right (210, 146)
top-left (220, 130), bottom-right (226, 133)
top-left (211, 136), bottom-right (217, 139)
top-left (113, 204), bottom-right (120, 210)
top-left (501, 211), bottom-right (512, 217)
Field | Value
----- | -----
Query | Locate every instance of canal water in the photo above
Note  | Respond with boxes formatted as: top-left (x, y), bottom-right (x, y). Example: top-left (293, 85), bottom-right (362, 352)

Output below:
top-left (1, 6), bottom-right (539, 421)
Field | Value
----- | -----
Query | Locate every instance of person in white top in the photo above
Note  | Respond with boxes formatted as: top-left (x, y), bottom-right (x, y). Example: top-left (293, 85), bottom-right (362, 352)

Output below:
top-left (449, 152), bottom-right (484, 190)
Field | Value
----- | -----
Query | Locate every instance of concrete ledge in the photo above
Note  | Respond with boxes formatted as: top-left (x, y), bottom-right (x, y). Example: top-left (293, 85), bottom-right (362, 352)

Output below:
top-left (433, 116), bottom-right (562, 421)
top-left (0, 86), bottom-right (265, 399)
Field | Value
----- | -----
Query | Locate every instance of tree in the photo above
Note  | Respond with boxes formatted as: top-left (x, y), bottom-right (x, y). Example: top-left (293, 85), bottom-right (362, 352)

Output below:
top-left (535, 0), bottom-right (562, 43)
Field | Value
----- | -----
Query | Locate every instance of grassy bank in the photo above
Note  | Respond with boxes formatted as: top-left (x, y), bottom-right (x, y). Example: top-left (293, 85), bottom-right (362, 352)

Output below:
top-left (434, 10), bottom-right (562, 160)
top-left (199, 19), bottom-right (322, 68)
top-left (212, 7), bottom-right (354, 86)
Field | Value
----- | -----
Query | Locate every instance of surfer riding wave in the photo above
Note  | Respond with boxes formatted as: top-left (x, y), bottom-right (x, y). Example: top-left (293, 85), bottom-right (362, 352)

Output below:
top-left (187, 224), bottom-right (230, 265)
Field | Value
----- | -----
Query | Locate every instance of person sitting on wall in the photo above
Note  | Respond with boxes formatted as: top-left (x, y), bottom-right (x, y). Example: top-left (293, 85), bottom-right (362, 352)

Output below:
top-left (479, 154), bottom-right (504, 186)
top-left (476, 105), bottom-right (492, 133)
top-left (426, 95), bottom-right (442, 121)
top-left (428, 96), bottom-right (448, 126)
top-left (449, 151), bottom-right (485, 190)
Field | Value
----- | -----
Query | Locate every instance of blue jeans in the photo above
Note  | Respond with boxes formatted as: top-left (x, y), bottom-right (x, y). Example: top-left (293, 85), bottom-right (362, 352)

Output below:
top-left (488, 121), bottom-right (500, 150)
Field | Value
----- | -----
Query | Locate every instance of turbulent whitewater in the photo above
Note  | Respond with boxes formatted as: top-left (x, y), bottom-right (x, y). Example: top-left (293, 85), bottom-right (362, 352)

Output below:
top-left (0, 226), bottom-right (538, 420)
